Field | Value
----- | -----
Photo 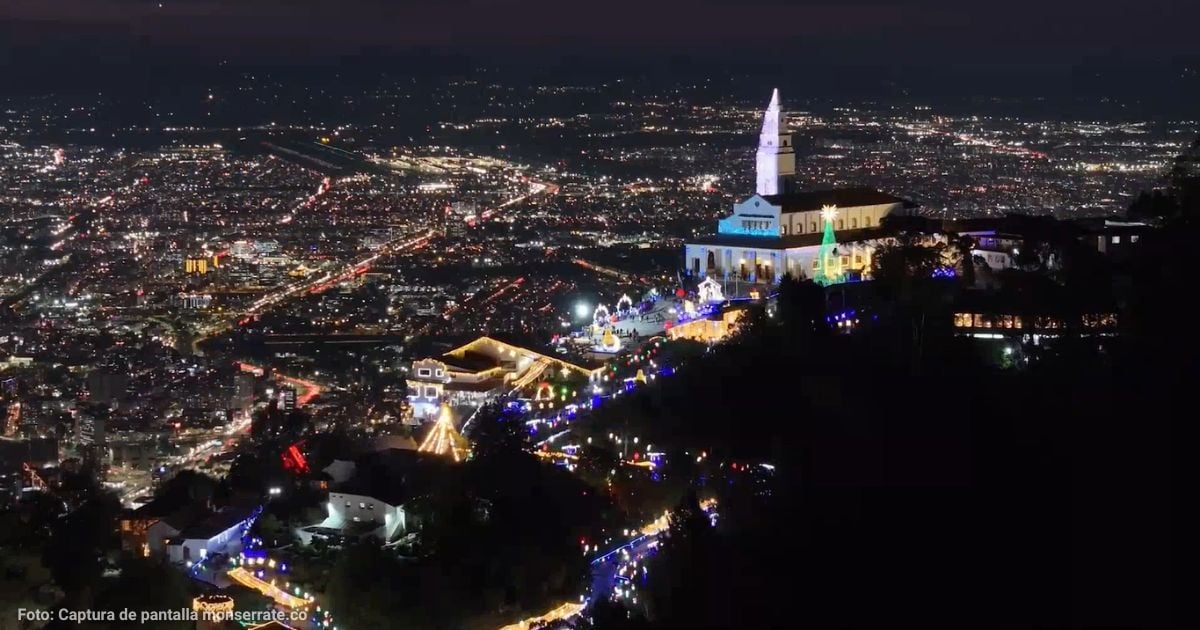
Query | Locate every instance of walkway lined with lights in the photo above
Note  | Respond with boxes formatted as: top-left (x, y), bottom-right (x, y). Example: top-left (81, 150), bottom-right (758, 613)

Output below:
top-left (496, 602), bottom-right (585, 630)
top-left (227, 567), bottom-right (311, 609)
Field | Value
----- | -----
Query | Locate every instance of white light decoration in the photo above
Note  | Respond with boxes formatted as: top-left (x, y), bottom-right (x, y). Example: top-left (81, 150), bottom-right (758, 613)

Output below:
top-left (593, 304), bottom-right (611, 327)
top-left (697, 277), bottom-right (725, 304)
top-left (821, 204), bottom-right (839, 223)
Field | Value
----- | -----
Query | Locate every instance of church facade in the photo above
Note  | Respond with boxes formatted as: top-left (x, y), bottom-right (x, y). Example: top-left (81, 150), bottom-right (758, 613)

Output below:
top-left (684, 90), bottom-right (916, 286)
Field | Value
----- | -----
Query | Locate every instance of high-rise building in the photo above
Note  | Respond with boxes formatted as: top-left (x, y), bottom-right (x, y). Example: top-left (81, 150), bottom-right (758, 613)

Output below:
top-left (754, 89), bottom-right (795, 196)
top-left (185, 257), bottom-right (209, 274)
top-left (77, 411), bottom-right (105, 446)
top-left (87, 370), bottom-right (129, 404)
top-left (446, 201), bottom-right (476, 237)
top-left (232, 373), bottom-right (255, 413)
top-left (279, 386), bottom-right (297, 411)
top-left (75, 408), bottom-right (109, 480)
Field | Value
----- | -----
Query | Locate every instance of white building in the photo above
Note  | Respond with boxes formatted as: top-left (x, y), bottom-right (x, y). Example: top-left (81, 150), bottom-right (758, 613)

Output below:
top-left (684, 90), bottom-right (917, 289)
top-left (158, 505), bottom-right (258, 564)
top-left (407, 337), bottom-right (602, 419)
top-left (685, 188), bottom-right (913, 284)
top-left (295, 490), bottom-right (408, 546)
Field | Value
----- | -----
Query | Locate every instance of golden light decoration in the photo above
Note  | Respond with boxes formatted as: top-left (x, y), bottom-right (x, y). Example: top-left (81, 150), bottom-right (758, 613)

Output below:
top-left (418, 403), bottom-right (469, 462)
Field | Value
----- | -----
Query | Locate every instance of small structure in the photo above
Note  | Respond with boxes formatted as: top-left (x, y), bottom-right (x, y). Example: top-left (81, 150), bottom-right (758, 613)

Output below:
top-left (164, 504), bottom-right (259, 565)
top-left (697, 277), bottom-right (725, 304)
top-left (667, 306), bottom-right (749, 344)
top-left (193, 594), bottom-right (235, 630)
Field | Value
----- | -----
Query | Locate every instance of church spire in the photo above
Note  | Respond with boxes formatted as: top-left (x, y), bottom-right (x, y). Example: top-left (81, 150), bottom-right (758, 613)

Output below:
top-left (755, 89), bottom-right (793, 195)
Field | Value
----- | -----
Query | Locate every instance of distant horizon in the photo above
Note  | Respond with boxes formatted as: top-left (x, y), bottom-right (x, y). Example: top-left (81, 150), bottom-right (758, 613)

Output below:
top-left (3, 50), bottom-right (1196, 120)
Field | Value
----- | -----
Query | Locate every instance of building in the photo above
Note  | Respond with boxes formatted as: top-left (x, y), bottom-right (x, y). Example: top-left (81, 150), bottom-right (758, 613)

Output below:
top-left (407, 358), bottom-right (456, 419)
top-left (293, 450), bottom-right (428, 546)
top-left (407, 336), bottom-right (603, 419)
top-left (755, 88), bottom-right (795, 196)
top-left (294, 489), bottom-right (408, 546)
top-left (231, 373), bottom-right (255, 414)
top-left (164, 504), bottom-right (258, 564)
top-left (76, 409), bottom-right (105, 448)
top-left (86, 369), bottom-right (129, 404)
top-left (445, 201), bottom-right (476, 237)
top-left (131, 503), bottom-right (208, 557)
top-left (684, 90), bottom-right (917, 291)
top-left (184, 256), bottom-right (218, 275)
top-left (170, 293), bottom-right (213, 309)
top-left (278, 386), bottom-right (297, 412)
top-left (666, 306), bottom-right (749, 344)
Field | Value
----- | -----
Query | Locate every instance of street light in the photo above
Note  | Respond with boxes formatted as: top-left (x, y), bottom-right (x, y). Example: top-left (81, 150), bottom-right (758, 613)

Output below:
top-left (574, 302), bottom-right (590, 319)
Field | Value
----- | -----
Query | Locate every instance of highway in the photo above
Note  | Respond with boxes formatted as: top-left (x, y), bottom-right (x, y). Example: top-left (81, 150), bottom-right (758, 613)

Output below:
top-left (192, 228), bottom-right (434, 352)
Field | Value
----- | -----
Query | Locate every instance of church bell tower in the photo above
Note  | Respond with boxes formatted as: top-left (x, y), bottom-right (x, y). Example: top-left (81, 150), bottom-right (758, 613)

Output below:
top-left (755, 89), bottom-right (795, 196)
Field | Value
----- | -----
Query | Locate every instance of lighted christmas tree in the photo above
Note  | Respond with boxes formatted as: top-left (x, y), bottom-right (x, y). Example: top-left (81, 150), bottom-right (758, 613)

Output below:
top-left (418, 403), bottom-right (469, 462)
top-left (814, 205), bottom-right (843, 286)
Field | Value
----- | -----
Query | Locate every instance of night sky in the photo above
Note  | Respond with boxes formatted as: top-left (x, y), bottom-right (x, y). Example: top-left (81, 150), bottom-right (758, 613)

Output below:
top-left (4, 0), bottom-right (1197, 68)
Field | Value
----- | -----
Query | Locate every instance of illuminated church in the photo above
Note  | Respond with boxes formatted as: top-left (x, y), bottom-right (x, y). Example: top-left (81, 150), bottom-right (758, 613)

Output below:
top-left (684, 89), bottom-right (917, 287)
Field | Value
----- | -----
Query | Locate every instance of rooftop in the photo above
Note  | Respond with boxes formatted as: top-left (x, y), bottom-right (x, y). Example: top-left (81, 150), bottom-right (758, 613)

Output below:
top-left (763, 187), bottom-right (918, 213)
top-left (178, 504), bottom-right (258, 540)
top-left (689, 227), bottom-right (890, 249)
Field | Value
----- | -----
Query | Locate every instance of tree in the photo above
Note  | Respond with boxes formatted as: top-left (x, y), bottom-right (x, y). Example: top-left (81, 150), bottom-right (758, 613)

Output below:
top-left (577, 443), bottom-right (620, 487)
top-left (91, 555), bottom-right (192, 630)
top-left (590, 598), bottom-right (653, 629)
top-left (41, 492), bottom-right (121, 607)
top-left (954, 234), bottom-right (977, 288)
top-left (642, 492), bottom-right (724, 629)
top-left (467, 401), bottom-right (527, 462)
top-left (774, 273), bottom-right (828, 349)
top-left (153, 470), bottom-right (217, 511)
top-left (325, 542), bottom-right (412, 629)
top-left (871, 235), bottom-right (954, 372)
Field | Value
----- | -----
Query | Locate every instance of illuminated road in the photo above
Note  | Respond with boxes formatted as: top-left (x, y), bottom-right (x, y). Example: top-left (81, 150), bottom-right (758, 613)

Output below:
top-left (499, 501), bottom-right (716, 629)
top-left (589, 500), bottom-right (717, 606)
top-left (238, 361), bottom-right (326, 408)
top-left (279, 374), bottom-right (321, 406)
top-left (117, 415), bottom-right (252, 506)
top-left (192, 229), bottom-right (434, 351)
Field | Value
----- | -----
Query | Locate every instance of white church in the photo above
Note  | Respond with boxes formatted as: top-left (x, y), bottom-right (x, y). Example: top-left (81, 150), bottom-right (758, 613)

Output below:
top-left (684, 89), bottom-right (917, 287)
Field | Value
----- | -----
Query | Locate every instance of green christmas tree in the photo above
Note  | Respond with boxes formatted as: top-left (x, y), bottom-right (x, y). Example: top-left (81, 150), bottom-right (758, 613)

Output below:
top-left (814, 205), bottom-right (843, 286)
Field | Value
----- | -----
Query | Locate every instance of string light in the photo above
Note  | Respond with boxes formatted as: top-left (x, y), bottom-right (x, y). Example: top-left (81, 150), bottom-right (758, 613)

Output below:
top-left (418, 403), bottom-right (469, 461)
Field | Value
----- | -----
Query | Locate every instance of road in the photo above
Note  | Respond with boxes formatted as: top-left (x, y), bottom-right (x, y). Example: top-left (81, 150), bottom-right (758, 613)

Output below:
top-left (499, 501), bottom-right (716, 629)
top-left (192, 228), bottom-right (434, 352)
top-left (116, 407), bottom-right (253, 506)
top-left (588, 533), bottom-right (658, 609)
